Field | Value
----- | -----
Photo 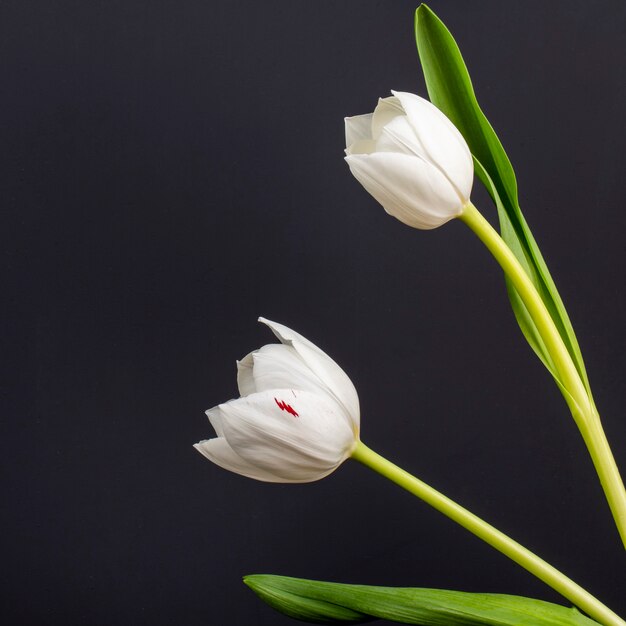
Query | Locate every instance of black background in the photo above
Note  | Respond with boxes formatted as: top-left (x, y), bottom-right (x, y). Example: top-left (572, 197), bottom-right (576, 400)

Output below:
top-left (3, 1), bottom-right (626, 624)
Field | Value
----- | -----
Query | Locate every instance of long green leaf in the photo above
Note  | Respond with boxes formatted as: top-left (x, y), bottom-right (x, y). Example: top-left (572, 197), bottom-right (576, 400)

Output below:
top-left (414, 4), bottom-right (592, 400)
top-left (473, 158), bottom-right (558, 380)
top-left (245, 575), bottom-right (599, 626)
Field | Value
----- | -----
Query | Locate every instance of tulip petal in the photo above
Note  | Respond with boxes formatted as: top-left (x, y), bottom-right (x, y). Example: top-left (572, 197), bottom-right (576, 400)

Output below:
top-left (344, 113), bottom-right (373, 147)
top-left (218, 389), bottom-right (356, 482)
top-left (392, 91), bottom-right (473, 201)
top-left (194, 437), bottom-right (283, 482)
top-left (257, 318), bottom-right (360, 429)
top-left (371, 96), bottom-right (404, 140)
top-left (238, 343), bottom-right (347, 411)
top-left (375, 115), bottom-right (423, 156)
top-left (249, 344), bottom-right (339, 405)
top-left (236, 353), bottom-right (256, 396)
top-left (206, 405), bottom-right (226, 437)
top-left (345, 152), bottom-right (462, 229)
top-left (345, 139), bottom-right (377, 156)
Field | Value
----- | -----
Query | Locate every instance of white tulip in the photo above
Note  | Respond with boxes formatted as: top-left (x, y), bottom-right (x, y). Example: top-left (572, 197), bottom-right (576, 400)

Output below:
top-left (344, 90), bottom-right (473, 229)
top-left (194, 318), bottom-right (360, 483)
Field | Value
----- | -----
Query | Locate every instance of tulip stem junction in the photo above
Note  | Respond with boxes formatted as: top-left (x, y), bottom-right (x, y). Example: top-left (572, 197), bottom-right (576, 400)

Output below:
top-left (458, 201), bottom-right (626, 549)
top-left (351, 440), bottom-right (625, 626)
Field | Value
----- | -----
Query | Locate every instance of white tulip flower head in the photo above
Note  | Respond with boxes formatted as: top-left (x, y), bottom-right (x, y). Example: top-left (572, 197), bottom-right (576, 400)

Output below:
top-left (195, 318), bottom-right (360, 483)
top-left (345, 90), bottom-right (474, 229)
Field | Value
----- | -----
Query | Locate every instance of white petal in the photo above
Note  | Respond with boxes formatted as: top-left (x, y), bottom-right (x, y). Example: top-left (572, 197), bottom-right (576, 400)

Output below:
top-left (257, 318), bottom-right (360, 429)
top-left (194, 438), bottom-right (283, 482)
top-left (345, 138), bottom-right (377, 156)
top-left (392, 91), bottom-right (473, 201)
top-left (345, 152), bottom-right (463, 229)
top-left (371, 96), bottom-right (404, 140)
top-left (205, 406), bottom-right (226, 437)
top-left (375, 115), bottom-right (423, 156)
top-left (344, 113), bottom-right (374, 148)
top-left (218, 389), bottom-right (356, 483)
top-left (236, 352), bottom-right (256, 396)
top-left (249, 344), bottom-right (338, 405)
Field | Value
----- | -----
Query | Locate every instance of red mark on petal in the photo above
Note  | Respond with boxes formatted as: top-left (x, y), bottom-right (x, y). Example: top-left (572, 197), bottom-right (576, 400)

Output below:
top-left (274, 397), bottom-right (299, 417)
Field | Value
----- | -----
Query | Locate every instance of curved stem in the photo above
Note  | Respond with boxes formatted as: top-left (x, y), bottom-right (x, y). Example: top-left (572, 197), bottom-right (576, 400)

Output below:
top-left (351, 441), bottom-right (625, 626)
top-left (459, 201), bottom-right (626, 548)
top-left (459, 201), bottom-right (589, 417)
top-left (580, 408), bottom-right (626, 545)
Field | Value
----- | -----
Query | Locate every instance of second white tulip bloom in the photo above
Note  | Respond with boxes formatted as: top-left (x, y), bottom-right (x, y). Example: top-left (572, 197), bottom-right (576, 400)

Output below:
top-left (195, 318), bottom-right (360, 483)
top-left (345, 90), bottom-right (473, 229)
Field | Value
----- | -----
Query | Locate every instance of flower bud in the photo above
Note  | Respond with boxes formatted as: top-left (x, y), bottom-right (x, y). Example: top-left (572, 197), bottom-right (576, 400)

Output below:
top-left (345, 90), bottom-right (473, 229)
top-left (195, 318), bottom-right (360, 483)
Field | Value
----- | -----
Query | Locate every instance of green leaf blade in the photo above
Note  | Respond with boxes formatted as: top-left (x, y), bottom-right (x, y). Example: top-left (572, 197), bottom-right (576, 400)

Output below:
top-left (414, 4), bottom-right (592, 400)
top-left (473, 158), bottom-right (558, 379)
top-left (243, 575), bottom-right (372, 624)
top-left (414, 5), bottom-right (519, 215)
top-left (245, 575), bottom-right (600, 626)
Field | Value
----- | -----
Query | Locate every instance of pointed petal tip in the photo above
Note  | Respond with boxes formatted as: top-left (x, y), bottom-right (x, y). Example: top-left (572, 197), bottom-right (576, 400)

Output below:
top-left (257, 316), bottom-right (288, 339)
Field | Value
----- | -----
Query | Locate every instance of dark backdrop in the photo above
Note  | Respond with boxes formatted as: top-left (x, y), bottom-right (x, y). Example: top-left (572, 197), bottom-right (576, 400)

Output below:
top-left (3, 1), bottom-right (626, 624)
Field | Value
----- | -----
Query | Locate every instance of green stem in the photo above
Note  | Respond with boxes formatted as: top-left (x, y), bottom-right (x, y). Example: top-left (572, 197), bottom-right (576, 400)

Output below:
top-left (459, 202), bottom-right (589, 416)
top-left (580, 408), bottom-right (626, 545)
top-left (351, 441), bottom-right (625, 626)
top-left (459, 201), bottom-right (626, 548)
